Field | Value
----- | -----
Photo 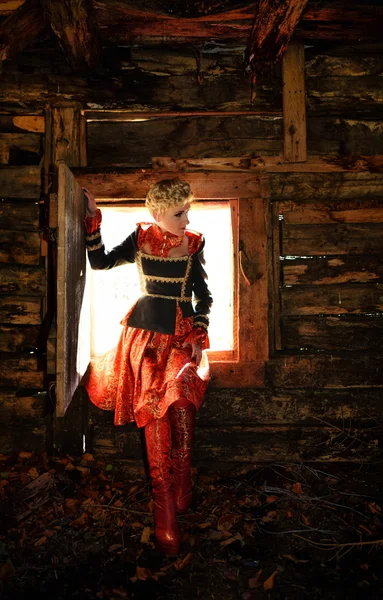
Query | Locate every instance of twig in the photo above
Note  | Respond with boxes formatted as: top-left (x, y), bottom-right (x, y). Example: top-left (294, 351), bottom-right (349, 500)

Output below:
top-left (293, 533), bottom-right (383, 549)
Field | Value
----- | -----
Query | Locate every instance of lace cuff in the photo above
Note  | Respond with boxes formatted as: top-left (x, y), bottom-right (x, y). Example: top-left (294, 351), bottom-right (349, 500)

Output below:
top-left (84, 208), bottom-right (102, 234)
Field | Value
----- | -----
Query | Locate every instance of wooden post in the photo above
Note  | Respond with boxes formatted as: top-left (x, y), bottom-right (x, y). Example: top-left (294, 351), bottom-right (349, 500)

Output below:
top-left (282, 41), bottom-right (307, 162)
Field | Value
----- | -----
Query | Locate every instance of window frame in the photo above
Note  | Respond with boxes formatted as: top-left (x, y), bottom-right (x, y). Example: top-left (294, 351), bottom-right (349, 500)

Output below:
top-left (74, 168), bottom-right (270, 388)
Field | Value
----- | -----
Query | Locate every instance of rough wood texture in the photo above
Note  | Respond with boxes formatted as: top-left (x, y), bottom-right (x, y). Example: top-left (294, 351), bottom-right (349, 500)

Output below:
top-left (279, 199), bottom-right (383, 225)
top-left (306, 76), bottom-right (383, 116)
top-left (267, 355), bottom-right (383, 388)
top-left (269, 172), bottom-right (383, 200)
top-left (0, 115), bottom-right (45, 133)
top-left (0, 325), bottom-right (39, 352)
top-left (51, 106), bottom-right (87, 165)
top-left (0, 355), bottom-right (44, 388)
top-left (0, 230), bottom-right (40, 264)
top-left (281, 285), bottom-right (383, 316)
top-left (0, 266), bottom-right (45, 296)
top-left (0, 296), bottom-right (41, 325)
top-left (281, 316), bottom-right (383, 352)
top-left (282, 41), bottom-right (307, 162)
top-left (87, 117), bottom-right (284, 167)
top-left (0, 167), bottom-right (41, 200)
top-left (282, 256), bottom-right (383, 286)
top-left (246, 0), bottom-right (308, 70)
top-left (41, 0), bottom-right (100, 73)
top-left (0, 390), bottom-right (45, 422)
top-left (282, 223), bottom-right (383, 256)
top-left (0, 133), bottom-right (42, 164)
top-left (0, 0), bottom-right (45, 71)
top-left (0, 201), bottom-right (39, 230)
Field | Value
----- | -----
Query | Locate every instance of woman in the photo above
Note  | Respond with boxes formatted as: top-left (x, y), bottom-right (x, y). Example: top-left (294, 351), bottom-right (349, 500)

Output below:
top-left (83, 178), bottom-right (213, 556)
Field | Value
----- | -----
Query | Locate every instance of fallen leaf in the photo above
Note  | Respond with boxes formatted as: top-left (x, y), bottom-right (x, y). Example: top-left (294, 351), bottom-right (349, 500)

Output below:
top-left (140, 526), bottom-right (153, 544)
top-left (292, 482), bottom-right (303, 494)
top-left (0, 559), bottom-right (15, 582)
top-left (18, 451), bottom-right (33, 459)
top-left (0, 481), bottom-right (8, 489)
top-left (248, 570), bottom-right (263, 589)
top-left (367, 502), bottom-right (381, 515)
top-left (217, 514), bottom-right (237, 531)
top-left (174, 553), bottom-right (192, 570)
top-left (263, 569), bottom-right (278, 590)
top-left (76, 466), bottom-right (89, 474)
top-left (282, 554), bottom-right (310, 564)
top-left (111, 589), bottom-right (128, 598)
top-left (136, 566), bottom-right (151, 580)
top-left (286, 509), bottom-right (294, 518)
top-left (224, 570), bottom-right (238, 581)
top-left (81, 453), bottom-right (95, 463)
top-left (266, 496), bottom-right (278, 504)
top-left (28, 467), bottom-right (39, 479)
top-left (65, 462), bottom-right (76, 471)
top-left (71, 513), bottom-right (89, 528)
top-left (220, 532), bottom-right (243, 548)
top-left (261, 510), bottom-right (277, 523)
top-left (197, 521), bottom-right (213, 529)
top-left (34, 536), bottom-right (47, 547)
top-left (108, 544), bottom-right (122, 553)
top-left (301, 514), bottom-right (310, 526)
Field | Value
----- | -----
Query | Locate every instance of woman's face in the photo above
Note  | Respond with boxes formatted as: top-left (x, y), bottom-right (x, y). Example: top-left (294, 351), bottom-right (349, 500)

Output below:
top-left (153, 202), bottom-right (190, 236)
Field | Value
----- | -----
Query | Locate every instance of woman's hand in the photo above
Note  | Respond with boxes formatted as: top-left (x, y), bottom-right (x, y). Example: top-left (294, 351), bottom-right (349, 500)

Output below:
top-left (183, 341), bottom-right (202, 366)
top-left (83, 187), bottom-right (98, 217)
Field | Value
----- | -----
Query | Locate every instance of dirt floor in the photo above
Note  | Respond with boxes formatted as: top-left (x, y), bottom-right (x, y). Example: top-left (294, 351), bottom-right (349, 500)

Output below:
top-left (1, 451), bottom-right (383, 599)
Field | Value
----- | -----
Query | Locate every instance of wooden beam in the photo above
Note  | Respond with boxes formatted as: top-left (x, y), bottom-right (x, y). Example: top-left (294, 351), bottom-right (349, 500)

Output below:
top-left (282, 41), bottom-right (307, 162)
top-left (40, 0), bottom-right (101, 73)
top-left (246, 0), bottom-right (308, 71)
top-left (0, 0), bottom-right (45, 72)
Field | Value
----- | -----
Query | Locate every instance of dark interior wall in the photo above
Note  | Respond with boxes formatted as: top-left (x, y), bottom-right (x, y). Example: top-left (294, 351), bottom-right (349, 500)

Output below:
top-left (0, 28), bottom-right (382, 460)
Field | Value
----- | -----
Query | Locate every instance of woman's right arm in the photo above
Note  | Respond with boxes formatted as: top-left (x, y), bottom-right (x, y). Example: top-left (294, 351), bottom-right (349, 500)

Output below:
top-left (83, 188), bottom-right (138, 270)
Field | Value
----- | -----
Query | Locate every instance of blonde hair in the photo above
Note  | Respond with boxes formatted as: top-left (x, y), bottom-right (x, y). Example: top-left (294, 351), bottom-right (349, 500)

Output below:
top-left (145, 178), bottom-right (194, 215)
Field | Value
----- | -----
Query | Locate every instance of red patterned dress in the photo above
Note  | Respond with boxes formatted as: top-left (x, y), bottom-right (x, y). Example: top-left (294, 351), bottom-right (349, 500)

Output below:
top-left (84, 211), bottom-right (212, 428)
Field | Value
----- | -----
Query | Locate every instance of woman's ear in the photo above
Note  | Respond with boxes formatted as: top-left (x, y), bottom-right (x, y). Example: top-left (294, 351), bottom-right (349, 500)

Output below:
top-left (151, 209), bottom-right (160, 223)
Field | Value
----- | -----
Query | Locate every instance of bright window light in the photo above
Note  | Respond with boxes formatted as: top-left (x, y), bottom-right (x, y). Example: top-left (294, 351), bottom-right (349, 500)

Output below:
top-left (89, 202), bottom-right (233, 355)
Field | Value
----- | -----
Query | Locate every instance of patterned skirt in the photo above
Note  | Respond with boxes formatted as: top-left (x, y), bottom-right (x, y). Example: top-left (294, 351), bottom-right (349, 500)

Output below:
top-left (84, 304), bottom-right (209, 428)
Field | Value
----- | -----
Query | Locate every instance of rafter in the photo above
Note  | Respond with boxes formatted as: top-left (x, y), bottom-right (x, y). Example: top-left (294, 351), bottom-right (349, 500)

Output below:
top-left (40, 0), bottom-right (101, 74)
top-left (0, 0), bottom-right (45, 73)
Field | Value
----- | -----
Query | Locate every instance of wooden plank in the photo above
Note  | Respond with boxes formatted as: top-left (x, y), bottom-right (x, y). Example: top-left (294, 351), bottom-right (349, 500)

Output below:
top-left (282, 256), bottom-right (383, 285)
top-left (282, 223), bottom-right (383, 256)
top-left (0, 355), bottom-right (44, 388)
top-left (305, 53), bottom-right (383, 78)
top-left (74, 170), bottom-right (265, 200)
top-left (239, 197), bottom-right (269, 367)
top-left (0, 423), bottom-right (46, 454)
top-left (52, 107), bottom-right (86, 166)
top-left (41, 0), bottom-right (100, 73)
top-left (0, 296), bottom-right (41, 324)
top-left (270, 172), bottom-right (383, 200)
top-left (281, 316), bottom-right (383, 352)
top-left (281, 285), bottom-right (383, 316)
top-left (0, 133), bottom-right (42, 164)
top-left (0, 166), bottom-right (41, 199)
top-left (56, 162), bottom-right (88, 417)
top-left (87, 117), bottom-right (283, 167)
top-left (306, 76), bottom-right (383, 115)
top-left (0, 116), bottom-right (44, 133)
top-left (0, 325), bottom-right (39, 352)
top-left (267, 355), bottom-right (383, 388)
top-left (0, 390), bottom-right (45, 421)
top-left (152, 155), bottom-right (383, 173)
top-left (307, 118), bottom-right (383, 156)
top-left (282, 41), bottom-right (307, 162)
top-left (0, 266), bottom-right (45, 296)
top-left (209, 360), bottom-right (265, 388)
top-left (0, 230), bottom-right (40, 264)
top-left (279, 199), bottom-right (383, 224)
top-left (271, 202), bottom-right (281, 350)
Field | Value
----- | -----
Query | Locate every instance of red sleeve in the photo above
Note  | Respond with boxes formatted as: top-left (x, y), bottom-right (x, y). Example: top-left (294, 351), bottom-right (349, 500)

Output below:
top-left (84, 209), bottom-right (102, 234)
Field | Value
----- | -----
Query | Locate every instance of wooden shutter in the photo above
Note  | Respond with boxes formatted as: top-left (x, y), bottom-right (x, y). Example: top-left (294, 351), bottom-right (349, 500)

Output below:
top-left (56, 161), bottom-right (90, 417)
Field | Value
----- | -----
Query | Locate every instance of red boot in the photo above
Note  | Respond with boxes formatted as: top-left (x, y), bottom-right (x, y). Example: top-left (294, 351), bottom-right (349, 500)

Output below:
top-left (144, 416), bottom-right (180, 556)
top-left (168, 403), bottom-right (196, 514)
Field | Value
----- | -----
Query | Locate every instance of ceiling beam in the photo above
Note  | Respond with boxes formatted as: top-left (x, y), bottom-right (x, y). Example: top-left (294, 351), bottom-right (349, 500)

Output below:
top-left (0, 0), bottom-right (45, 73)
top-left (245, 0), bottom-right (309, 72)
top-left (40, 0), bottom-right (101, 73)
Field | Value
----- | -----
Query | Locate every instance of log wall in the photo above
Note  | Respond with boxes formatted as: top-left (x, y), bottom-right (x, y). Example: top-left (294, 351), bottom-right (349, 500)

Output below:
top-left (0, 15), bottom-right (382, 461)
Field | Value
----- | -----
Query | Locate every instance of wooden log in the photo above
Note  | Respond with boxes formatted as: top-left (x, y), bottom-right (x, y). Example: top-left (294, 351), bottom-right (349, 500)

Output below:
top-left (267, 355), bottom-right (383, 388)
top-left (74, 169), bottom-right (265, 200)
top-left (282, 256), bottom-right (383, 285)
top-left (0, 325), bottom-right (39, 352)
top-left (0, 423), bottom-right (46, 454)
top-left (0, 0), bottom-right (45, 71)
top-left (0, 133), bottom-right (42, 164)
top-left (282, 223), bottom-right (383, 256)
top-left (281, 316), bottom-right (383, 352)
top-left (0, 2), bottom-right (25, 15)
top-left (0, 296), bottom-right (41, 324)
top-left (41, 0), bottom-right (100, 73)
top-left (0, 390), bottom-right (45, 421)
top-left (281, 284), bottom-right (383, 316)
top-left (87, 117), bottom-right (283, 167)
top-left (279, 199), bottom-right (383, 225)
top-left (305, 53), bottom-right (383, 78)
top-left (307, 118), bottom-right (383, 156)
top-left (0, 230), bottom-right (40, 264)
top-left (0, 266), bottom-right (45, 296)
top-left (306, 76), bottom-right (383, 115)
top-left (0, 166), bottom-right (41, 199)
top-left (282, 41), bottom-right (307, 162)
top-left (0, 116), bottom-right (45, 133)
top-left (245, 0), bottom-right (308, 69)
top-left (199, 387), bottom-right (383, 425)
top-left (0, 355), bottom-right (44, 388)
top-left (270, 172), bottom-right (383, 200)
